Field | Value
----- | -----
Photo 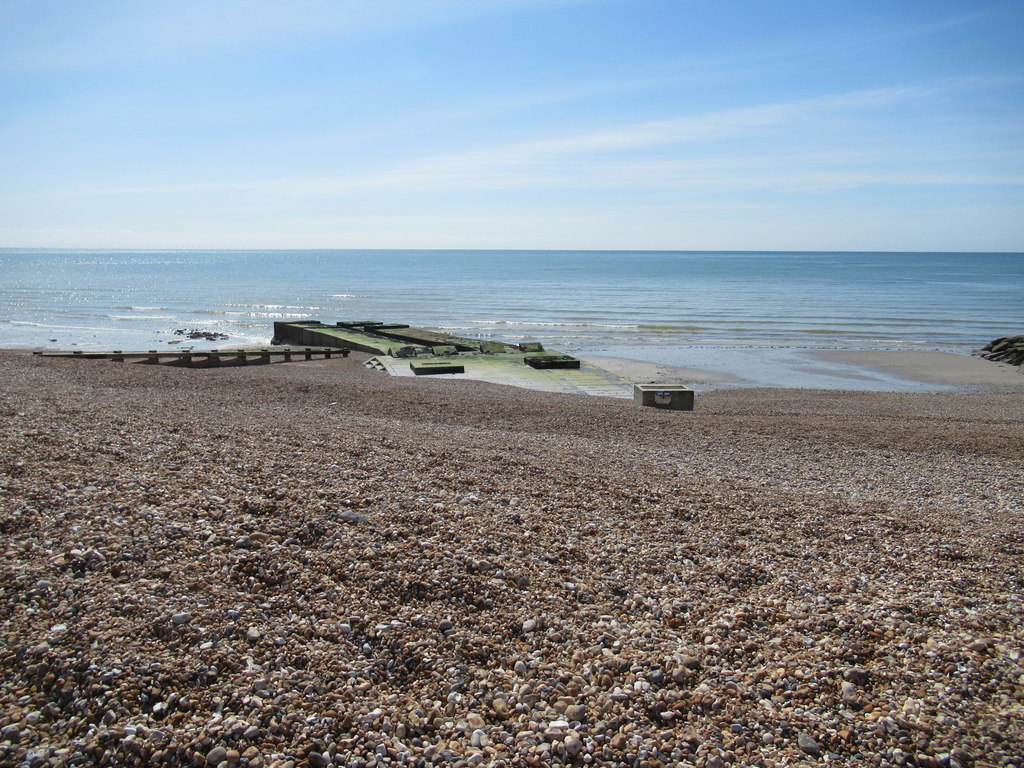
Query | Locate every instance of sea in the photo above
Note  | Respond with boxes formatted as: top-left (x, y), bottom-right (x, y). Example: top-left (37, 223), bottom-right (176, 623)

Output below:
top-left (2, 249), bottom-right (1021, 390)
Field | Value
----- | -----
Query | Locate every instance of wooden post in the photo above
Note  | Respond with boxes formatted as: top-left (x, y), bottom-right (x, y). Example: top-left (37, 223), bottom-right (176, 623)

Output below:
top-left (304, 347), bottom-right (313, 360)
top-left (284, 349), bottom-right (292, 362)
top-left (235, 351), bottom-right (247, 365)
top-left (146, 351), bottom-right (159, 365)
top-left (207, 352), bottom-right (220, 367)
top-left (259, 349), bottom-right (270, 364)
top-left (182, 352), bottom-right (192, 367)
top-left (111, 350), bottom-right (124, 362)
top-left (325, 349), bottom-right (333, 359)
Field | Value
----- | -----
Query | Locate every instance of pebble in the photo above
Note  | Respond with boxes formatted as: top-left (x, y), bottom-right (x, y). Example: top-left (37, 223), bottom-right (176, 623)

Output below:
top-left (1, 351), bottom-right (1021, 766)
top-left (798, 733), bottom-right (822, 756)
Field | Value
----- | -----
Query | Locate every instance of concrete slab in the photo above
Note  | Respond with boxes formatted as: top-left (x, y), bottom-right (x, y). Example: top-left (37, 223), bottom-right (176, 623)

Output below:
top-left (370, 352), bottom-right (636, 398)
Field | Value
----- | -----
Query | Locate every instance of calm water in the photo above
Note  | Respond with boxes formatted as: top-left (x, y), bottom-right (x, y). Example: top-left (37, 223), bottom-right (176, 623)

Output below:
top-left (2, 250), bottom-right (1021, 386)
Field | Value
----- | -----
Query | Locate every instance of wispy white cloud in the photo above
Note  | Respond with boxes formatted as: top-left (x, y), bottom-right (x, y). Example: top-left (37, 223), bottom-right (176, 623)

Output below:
top-left (48, 80), bottom-right (1018, 202)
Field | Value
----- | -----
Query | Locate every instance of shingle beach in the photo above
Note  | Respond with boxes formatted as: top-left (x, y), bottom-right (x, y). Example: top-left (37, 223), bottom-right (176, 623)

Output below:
top-left (1, 350), bottom-right (1022, 768)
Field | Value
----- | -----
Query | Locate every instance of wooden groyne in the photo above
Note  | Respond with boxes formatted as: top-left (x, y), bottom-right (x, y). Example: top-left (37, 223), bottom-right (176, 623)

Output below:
top-left (32, 347), bottom-right (348, 368)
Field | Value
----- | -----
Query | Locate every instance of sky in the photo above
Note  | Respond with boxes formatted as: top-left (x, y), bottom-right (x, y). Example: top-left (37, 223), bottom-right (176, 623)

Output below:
top-left (1, 0), bottom-right (1022, 251)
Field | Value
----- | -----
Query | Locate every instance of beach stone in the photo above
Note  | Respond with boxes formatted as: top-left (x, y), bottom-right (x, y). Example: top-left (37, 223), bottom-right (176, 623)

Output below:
top-left (522, 618), bottom-right (539, 633)
top-left (564, 734), bottom-right (583, 757)
top-left (246, 626), bottom-right (261, 643)
top-left (206, 746), bottom-right (228, 765)
top-left (798, 733), bottom-right (822, 756)
top-left (840, 680), bottom-right (860, 705)
top-left (171, 612), bottom-right (192, 625)
top-left (843, 667), bottom-right (869, 685)
top-left (490, 698), bottom-right (509, 716)
top-left (705, 756), bottom-right (725, 768)
top-left (565, 704), bottom-right (587, 722)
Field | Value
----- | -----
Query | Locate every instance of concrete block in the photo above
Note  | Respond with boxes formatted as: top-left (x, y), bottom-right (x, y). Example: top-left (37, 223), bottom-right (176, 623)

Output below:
top-left (633, 384), bottom-right (694, 411)
top-left (410, 360), bottom-right (465, 375)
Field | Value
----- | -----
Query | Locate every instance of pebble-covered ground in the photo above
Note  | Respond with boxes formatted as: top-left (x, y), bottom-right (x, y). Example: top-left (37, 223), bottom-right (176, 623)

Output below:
top-left (1, 351), bottom-right (1022, 768)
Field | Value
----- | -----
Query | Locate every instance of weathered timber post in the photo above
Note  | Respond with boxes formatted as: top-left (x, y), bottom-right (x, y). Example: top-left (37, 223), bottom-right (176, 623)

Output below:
top-left (146, 351), bottom-right (160, 365)
top-left (111, 350), bottom-right (124, 362)
top-left (304, 347), bottom-right (313, 360)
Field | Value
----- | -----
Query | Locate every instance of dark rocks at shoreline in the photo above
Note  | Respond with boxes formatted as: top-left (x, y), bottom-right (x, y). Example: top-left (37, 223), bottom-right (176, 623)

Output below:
top-left (973, 335), bottom-right (1024, 367)
top-left (172, 329), bottom-right (229, 342)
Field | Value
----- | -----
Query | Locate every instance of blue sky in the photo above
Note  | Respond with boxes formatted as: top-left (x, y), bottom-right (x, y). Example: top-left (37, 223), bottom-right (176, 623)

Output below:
top-left (1, 0), bottom-right (1022, 250)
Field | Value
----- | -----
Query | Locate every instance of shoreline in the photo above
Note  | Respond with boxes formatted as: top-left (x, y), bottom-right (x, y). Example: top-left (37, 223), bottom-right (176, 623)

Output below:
top-left (579, 347), bottom-right (1024, 393)
top-left (7, 344), bottom-right (1023, 394)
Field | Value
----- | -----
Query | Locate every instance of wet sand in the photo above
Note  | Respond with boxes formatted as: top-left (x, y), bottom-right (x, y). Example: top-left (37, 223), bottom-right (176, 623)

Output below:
top-left (818, 350), bottom-right (1024, 391)
top-left (581, 348), bottom-right (1024, 393)
top-left (1, 349), bottom-right (1022, 766)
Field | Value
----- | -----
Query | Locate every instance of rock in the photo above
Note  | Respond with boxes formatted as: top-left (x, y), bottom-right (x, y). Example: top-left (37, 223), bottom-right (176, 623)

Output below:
top-left (843, 667), bottom-right (870, 685)
top-left (564, 704), bottom-right (587, 722)
top-left (564, 734), bottom-right (583, 757)
top-left (522, 618), bottom-right (539, 633)
top-left (798, 732), bottom-right (822, 756)
top-left (171, 612), bottom-right (192, 625)
top-left (840, 680), bottom-right (860, 706)
top-left (206, 746), bottom-right (228, 766)
top-left (246, 626), bottom-right (261, 643)
top-left (974, 335), bottom-right (1024, 366)
top-left (491, 698), bottom-right (509, 716)
top-left (705, 756), bottom-right (725, 768)
top-left (338, 510), bottom-right (368, 524)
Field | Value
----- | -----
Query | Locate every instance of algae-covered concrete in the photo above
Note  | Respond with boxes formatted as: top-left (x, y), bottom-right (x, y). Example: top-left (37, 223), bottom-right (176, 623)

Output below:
top-left (371, 351), bottom-right (635, 397)
top-left (273, 319), bottom-right (640, 398)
